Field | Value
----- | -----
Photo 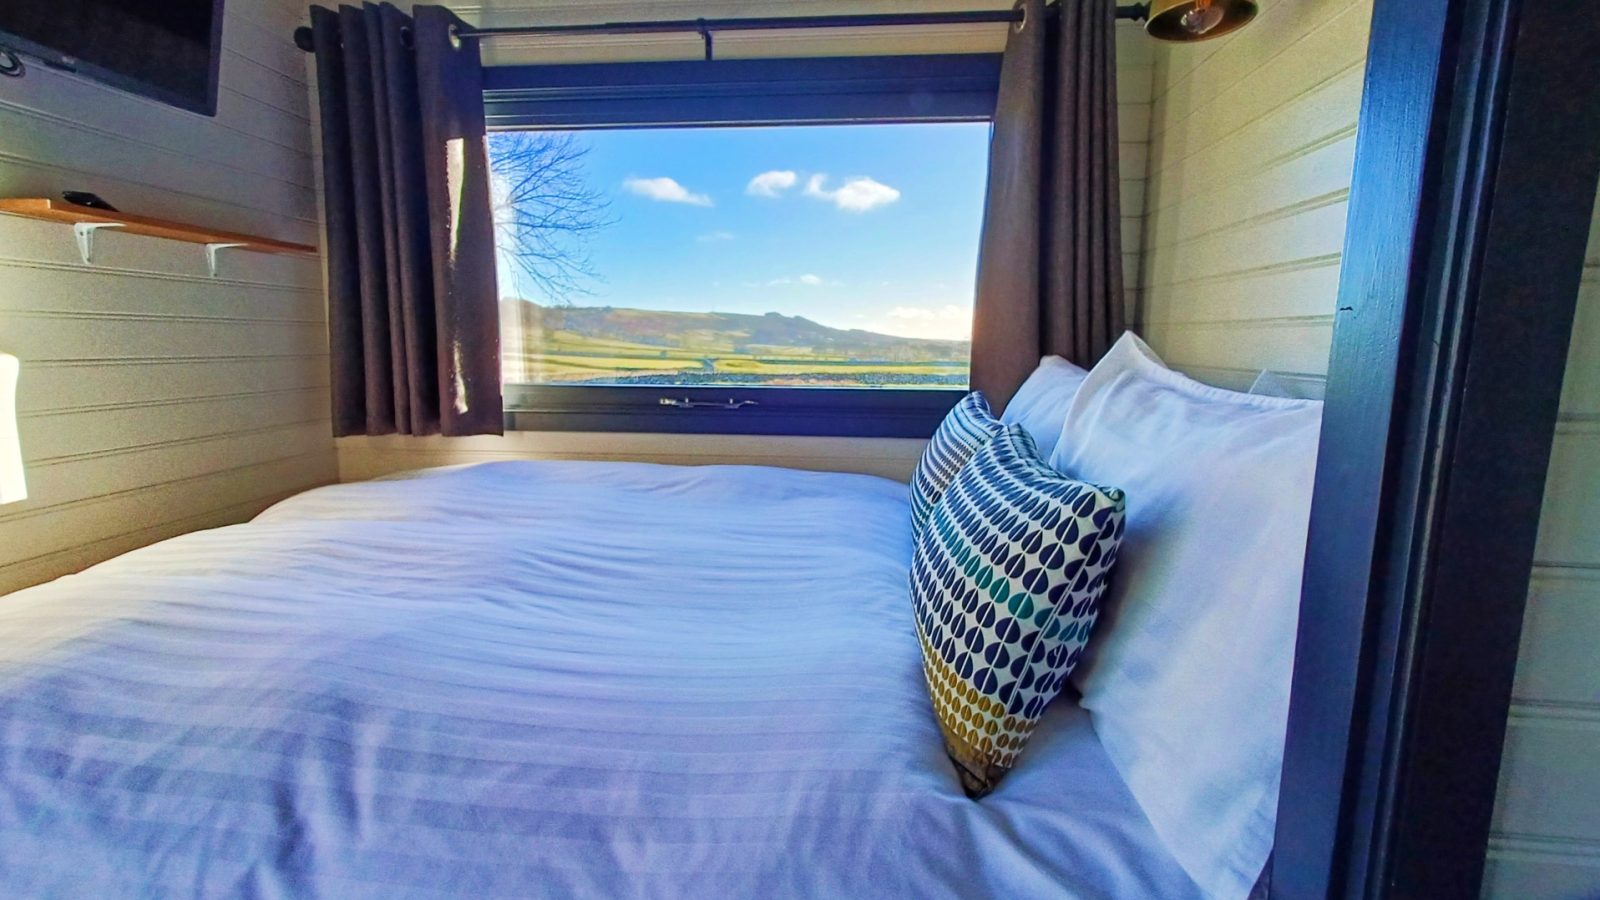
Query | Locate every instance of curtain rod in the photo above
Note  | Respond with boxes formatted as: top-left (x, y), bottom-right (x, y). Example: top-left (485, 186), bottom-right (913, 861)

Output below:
top-left (294, 5), bottom-right (1152, 53)
top-left (461, 6), bottom-right (1150, 39)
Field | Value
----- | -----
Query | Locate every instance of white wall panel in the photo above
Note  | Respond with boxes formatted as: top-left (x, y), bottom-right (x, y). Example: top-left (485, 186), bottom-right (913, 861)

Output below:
top-left (1135, 0), bottom-right (1370, 389)
top-left (1486, 190), bottom-right (1600, 897)
top-left (0, 0), bottom-right (337, 596)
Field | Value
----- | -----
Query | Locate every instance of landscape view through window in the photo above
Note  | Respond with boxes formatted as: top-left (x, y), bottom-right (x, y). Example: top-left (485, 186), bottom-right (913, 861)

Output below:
top-left (490, 123), bottom-right (990, 389)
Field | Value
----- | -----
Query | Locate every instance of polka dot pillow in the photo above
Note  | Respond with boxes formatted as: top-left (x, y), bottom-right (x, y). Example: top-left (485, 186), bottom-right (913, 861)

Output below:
top-left (909, 391), bottom-right (1004, 542)
top-left (911, 425), bottom-right (1126, 797)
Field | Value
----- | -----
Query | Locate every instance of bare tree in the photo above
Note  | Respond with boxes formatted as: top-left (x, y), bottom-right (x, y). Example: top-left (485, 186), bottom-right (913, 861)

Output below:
top-left (488, 131), bottom-right (613, 304)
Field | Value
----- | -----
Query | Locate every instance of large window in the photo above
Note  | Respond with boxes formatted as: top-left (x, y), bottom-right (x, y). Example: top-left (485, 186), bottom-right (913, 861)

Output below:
top-left (482, 55), bottom-right (999, 436)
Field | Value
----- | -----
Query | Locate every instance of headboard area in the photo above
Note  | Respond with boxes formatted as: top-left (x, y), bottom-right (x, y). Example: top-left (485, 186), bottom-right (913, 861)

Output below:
top-left (1131, 0), bottom-right (1373, 399)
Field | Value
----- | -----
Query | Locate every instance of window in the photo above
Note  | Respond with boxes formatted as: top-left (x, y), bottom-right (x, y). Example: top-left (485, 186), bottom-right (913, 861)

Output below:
top-left (483, 55), bottom-right (1000, 436)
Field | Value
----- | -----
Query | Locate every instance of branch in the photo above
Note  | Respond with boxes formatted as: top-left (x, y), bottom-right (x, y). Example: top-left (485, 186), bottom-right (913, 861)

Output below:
top-left (487, 131), bottom-right (615, 303)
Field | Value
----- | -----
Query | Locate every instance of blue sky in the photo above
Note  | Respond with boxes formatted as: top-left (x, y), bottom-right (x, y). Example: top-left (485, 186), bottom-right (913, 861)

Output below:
top-left (494, 123), bottom-right (991, 341)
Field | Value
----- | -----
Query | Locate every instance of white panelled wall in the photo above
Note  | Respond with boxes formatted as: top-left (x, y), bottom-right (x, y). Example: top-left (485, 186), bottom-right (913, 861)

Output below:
top-left (0, 0), bottom-right (337, 595)
top-left (1137, 1), bottom-right (1600, 893)
top-left (1481, 191), bottom-right (1600, 898)
top-left (1136, 0), bottom-right (1372, 396)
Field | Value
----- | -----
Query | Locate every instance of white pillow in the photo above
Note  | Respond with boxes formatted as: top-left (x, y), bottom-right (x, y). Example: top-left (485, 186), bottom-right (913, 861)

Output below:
top-left (998, 355), bottom-right (1089, 460)
top-left (1050, 333), bottom-right (1323, 900)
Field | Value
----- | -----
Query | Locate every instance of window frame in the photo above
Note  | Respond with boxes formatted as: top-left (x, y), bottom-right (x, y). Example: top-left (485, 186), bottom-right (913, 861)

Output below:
top-left (483, 54), bottom-right (999, 437)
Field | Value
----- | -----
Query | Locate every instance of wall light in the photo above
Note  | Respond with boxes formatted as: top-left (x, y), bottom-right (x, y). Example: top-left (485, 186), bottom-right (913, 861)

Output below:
top-left (1, 353), bottom-right (26, 504)
top-left (1145, 0), bottom-right (1259, 42)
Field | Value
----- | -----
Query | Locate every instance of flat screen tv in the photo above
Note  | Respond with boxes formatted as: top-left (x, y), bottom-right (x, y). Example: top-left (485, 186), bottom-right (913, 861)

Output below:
top-left (0, 0), bottom-right (226, 116)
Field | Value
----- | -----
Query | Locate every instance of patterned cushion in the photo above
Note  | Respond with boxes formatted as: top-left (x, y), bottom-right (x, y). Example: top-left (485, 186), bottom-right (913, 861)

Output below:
top-left (911, 425), bottom-right (1126, 797)
top-left (909, 392), bottom-right (1005, 542)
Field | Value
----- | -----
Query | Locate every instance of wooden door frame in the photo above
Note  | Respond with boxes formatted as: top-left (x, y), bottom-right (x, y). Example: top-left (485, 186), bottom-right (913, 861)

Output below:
top-left (1272, 0), bottom-right (1600, 896)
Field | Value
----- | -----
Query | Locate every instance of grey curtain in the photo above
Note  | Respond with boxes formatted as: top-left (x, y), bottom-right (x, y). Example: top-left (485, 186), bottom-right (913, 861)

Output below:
top-left (971, 0), bottom-right (1125, 410)
top-left (310, 3), bottom-right (502, 437)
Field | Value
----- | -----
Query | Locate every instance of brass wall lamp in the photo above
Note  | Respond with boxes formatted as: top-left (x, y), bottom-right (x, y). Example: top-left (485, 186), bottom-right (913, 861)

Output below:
top-left (1128, 0), bottom-right (1260, 42)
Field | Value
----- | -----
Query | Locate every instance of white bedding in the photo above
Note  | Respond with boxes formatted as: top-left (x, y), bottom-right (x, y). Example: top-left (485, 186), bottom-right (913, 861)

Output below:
top-left (0, 461), bottom-right (1201, 898)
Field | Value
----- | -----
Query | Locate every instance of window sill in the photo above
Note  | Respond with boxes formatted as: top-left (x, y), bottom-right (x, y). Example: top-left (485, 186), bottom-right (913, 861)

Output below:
top-left (503, 384), bottom-right (961, 438)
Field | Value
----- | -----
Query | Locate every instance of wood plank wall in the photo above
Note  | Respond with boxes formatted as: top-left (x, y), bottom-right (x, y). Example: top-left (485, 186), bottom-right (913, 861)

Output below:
top-left (1134, 0), bottom-right (1373, 396)
top-left (1137, 1), bottom-right (1599, 891)
top-left (1482, 190), bottom-right (1600, 899)
top-left (334, 0), bottom-right (1155, 484)
top-left (0, 0), bottom-right (337, 596)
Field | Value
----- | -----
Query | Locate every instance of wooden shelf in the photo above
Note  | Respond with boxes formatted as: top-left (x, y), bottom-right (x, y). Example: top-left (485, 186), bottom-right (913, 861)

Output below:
top-left (0, 198), bottom-right (315, 255)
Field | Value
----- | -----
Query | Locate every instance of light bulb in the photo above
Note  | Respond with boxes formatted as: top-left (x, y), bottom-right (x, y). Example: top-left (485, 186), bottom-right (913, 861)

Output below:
top-left (1180, 0), bottom-right (1224, 35)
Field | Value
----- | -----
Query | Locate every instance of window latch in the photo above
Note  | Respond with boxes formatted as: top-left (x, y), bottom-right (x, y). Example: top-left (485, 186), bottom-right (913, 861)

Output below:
top-left (658, 397), bottom-right (758, 410)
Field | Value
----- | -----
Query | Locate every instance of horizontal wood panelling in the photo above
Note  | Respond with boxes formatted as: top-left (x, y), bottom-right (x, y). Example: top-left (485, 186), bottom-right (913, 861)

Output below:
top-left (1, 314), bottom-right (326, 363)
top-left (1559, 274), bottom-right (1600, 420)
top-left (1142, 200), bottom-right (1351, 297)
top-left (0, 454), bottom-right (335, 591)
top-left (0, 427), bottom-right (331, 562)
top-left (15, 359), bottom-right (329, 417)
top-left (0, 216), bottom-right (320, 286)
top-left (1533, 423), bottom-right (1600, 568)
top-left (1482, 837), bottom-right (1600, 900)
top-left (0, 155), bottom-right (316, 247)
top-left (7, 419), bottom-right (327, 517)
top-left (1512, 568), bottom-right (1600, 710)
top-left (1137, 257), bottom-right (1343, 336)
top-left (1133, 0), bottom-right (1368, 400)
top-left (1145, 79), bottom-right (1361, 233)
top-left (0, 267), bottom-right (323, 323)
top-left (0, 43), bottom-right (314, 160)
top-left (22, 390), bottom-right (329, 464)
top-left (0, 107), bottom-right (315, 213)
top-left (1487, 189), bottom-right (1600, 896)
top-left (0, 90), bottom-right (314, 190)
top-left (221, 51), bottom-right (313, 122)
top-left (0, 0), bottom-right (335, 596)
top-left (1145, 1), bottom-right (1370, 178)
top-left (1492, 718), bottom-right (1600, 844)
top-left (1143, 133), bottom-right (1356, 264)
top-left (1141, 317), bottom-right (1335, 379)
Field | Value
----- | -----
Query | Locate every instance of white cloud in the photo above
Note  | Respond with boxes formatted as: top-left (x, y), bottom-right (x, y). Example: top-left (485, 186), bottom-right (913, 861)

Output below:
top-left (765, 273), bottom-right (829, 287)
top-left (696, 231), bottom-right (735, 242)
top-left (804, 174), bottom-right (901, 213)
top-left (623, 176), bottom-right (712, 206)
top-left (746, 170), bottom-right (798, 197)
top-left (859, 304), bottom-right (972, 341)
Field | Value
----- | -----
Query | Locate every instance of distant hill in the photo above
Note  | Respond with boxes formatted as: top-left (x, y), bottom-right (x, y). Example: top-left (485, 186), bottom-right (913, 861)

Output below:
top-left (501, 299), bottom-right (969, 363)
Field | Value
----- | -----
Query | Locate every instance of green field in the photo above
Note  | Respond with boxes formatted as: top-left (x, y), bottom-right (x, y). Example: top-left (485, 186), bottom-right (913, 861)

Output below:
top-left (504, 328), bottom-right (969, 388)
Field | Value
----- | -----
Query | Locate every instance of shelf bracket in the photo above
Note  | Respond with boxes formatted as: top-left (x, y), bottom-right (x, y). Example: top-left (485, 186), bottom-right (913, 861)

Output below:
top-left (204, 242), bottom-right (248, 278)
top-left (73, 221), bottom-right (125, 265)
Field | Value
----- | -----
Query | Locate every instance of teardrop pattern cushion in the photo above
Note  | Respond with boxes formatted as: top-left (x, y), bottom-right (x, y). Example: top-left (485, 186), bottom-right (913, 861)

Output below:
top-left (911, 425), bottom-right (1126, 797)
top-left (909, 391), bottom-right (1005, 542)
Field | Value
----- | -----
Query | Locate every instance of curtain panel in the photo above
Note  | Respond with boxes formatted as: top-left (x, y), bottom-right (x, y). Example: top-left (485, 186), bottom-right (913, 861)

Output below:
top-left (310, 3), bottom-right (502, 437)
top-left (971, 0), bottom-right (1126, 410)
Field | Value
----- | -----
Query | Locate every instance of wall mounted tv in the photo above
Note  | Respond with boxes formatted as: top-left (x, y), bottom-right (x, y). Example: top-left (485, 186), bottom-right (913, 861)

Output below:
top-left (0, 0), bottom-right (226, 116)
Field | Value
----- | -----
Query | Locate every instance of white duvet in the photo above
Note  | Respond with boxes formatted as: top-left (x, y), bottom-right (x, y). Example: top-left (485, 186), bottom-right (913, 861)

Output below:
top-left (0, 461), bottom-right (1201, 898)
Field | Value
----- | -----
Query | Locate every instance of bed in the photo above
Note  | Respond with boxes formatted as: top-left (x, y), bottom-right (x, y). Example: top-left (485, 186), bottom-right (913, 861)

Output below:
top-left (0, 460), bottom-right (1202, 898)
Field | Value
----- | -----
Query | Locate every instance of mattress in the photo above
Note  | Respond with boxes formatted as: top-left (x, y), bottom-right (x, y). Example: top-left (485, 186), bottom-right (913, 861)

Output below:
top-left (0, 461), bottom-right (1202, 899)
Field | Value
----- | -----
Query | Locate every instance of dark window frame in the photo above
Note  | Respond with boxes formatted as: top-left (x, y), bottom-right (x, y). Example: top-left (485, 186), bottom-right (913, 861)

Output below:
top-left (483, 54), bottom-right (999, 437)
